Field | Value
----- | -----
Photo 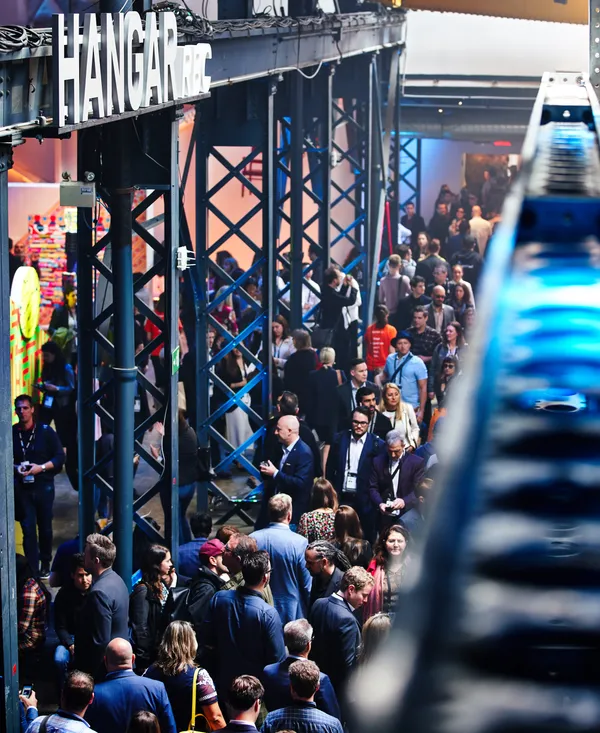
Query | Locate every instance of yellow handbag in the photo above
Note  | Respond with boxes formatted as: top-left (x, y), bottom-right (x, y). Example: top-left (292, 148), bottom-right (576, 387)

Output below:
top-left (180, 667), bottom-right (210, 733)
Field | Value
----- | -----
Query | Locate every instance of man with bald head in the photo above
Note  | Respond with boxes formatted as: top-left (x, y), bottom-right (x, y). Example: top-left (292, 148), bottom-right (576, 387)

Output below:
top-left (424, 285), bottom-right (455, 334)
top-left (85, 639), bottom-right (176, 733)
top-left (469, 204), bottom-right (492, 256)
top-left (256, 415), bottom-right (315, 529)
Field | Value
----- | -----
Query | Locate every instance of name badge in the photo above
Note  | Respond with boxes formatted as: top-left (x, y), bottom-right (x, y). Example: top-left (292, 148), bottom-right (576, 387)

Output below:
top-left (134, 397), bottom-right (141, 413)
top-left (344, 472), bottom-right (357, 492)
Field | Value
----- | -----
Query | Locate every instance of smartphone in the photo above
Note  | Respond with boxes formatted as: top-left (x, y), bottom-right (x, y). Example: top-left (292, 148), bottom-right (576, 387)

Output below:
top-left (20, 685), bottom-right (33, 698)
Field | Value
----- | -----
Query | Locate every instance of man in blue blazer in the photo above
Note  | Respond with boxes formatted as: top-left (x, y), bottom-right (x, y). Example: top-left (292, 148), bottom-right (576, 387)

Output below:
top-left (262, 619), bottom-right (341, 720)
top-left (85, 638), bottom-right (176, 733)
top-left (251, 494), bottom-right (312, 624)
top-left (326, 407), bottom-right (386, 541)
top-left (257, 415), bottom-right (315, 529)
top-left (75, 534), bottom-right (129, 679)
top-left (309, 567), bottom-right (374, 696)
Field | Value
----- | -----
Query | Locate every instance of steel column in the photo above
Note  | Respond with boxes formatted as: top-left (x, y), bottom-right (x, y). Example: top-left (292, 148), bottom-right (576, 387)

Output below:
top-left (263, 83), bottom-right (277, 415)
top-left (318, 67), bottom-right (334, 271)
top-left (399, 137), bottom-right (422, 212)
top-left (162, 114), bottom-right (181, 555)
top-left (195, 106), bottom-right (210, 512)
top-left (77, 129), bottom-right (99, 542)
top-left (368, 49), bottom-right (401, 326)
top-left (0, 142), bottom-right (19, 733)
top-left (106, 122), bottom-right (136, 586)
top-left (289, 73), bottom-right (304, 330)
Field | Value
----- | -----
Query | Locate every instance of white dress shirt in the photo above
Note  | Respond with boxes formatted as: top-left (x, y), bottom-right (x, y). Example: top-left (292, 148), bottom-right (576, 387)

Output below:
top-left (344, 433), bottom-right (366, 492)
top-left (389, 458), bottom-right (401, 498)
top-left (275, 437), bottom-right (300, 476)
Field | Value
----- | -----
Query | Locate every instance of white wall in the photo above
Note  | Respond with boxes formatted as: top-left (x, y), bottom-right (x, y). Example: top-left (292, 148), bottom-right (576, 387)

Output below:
top-left (404, 10), bottom-right (588, 79)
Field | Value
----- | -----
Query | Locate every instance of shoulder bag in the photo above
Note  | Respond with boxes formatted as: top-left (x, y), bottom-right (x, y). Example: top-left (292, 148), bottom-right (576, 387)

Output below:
top-left (180, 667), bottom-right (210, 733)
top-left (389, 353), bottom-right (413, 385)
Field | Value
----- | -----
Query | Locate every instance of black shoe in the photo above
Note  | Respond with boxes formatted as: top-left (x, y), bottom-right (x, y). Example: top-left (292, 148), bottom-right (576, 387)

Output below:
top-left (40, 563), bottom-right (50, 579)
top-left (216, 470), bottom-right (232, 479)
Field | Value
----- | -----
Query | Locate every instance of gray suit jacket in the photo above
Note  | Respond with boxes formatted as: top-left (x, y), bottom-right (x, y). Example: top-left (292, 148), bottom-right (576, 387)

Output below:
top-left (425, 303), bottom-right (456, 333)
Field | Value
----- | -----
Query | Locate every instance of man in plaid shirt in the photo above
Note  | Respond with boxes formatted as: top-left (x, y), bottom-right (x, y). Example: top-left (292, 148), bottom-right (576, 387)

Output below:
top-left (261, 661), bottom-right (343, 733)
top-left (17, 555), bottom-right (47, 652)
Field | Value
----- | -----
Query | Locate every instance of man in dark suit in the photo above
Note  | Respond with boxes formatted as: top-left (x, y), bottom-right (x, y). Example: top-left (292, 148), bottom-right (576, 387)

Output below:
top-left (254, 391), bottom-right (321, 479)
top-left (85, 638), bottom-right (176, 733)
top-left (356, 386), bottom-right (393, 441)
top-left (219, 675), bottom-right (264, 733)
top-left (309, 567), bottom-right (374, 695)
top-left (202, 551), bottom-right (285, 695)
top-left (75, 534), bottom-right (129, 679)
top-left (262, 619), bottom-right (341, 719)
top-left (256, 415), bottom-right (315, 529)
top-left (424, 286), bottom-right (456, 334)
top-left (336, 358), bottom-right (380, 431)
top-left (400, 202), bottom-right (426, 255)
top-left (305, 541), bottom-right (350, 608)
top-left (369, 429), bottom-right (425, 531)
top-left (415, 239), bottom-right (449, 286)
top-left (326, 406), bottom-right (385, 518)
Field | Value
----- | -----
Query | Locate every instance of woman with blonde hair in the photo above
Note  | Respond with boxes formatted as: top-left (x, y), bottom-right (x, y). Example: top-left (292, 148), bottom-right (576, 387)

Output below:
top-left (145, 620), bottom-right (226, 731)
top-left (306, 347), bottom-right (346, 466)
top-left (298, 478), bottom-right (339, 543)
top-left (358, 613), bottom-right (392, 665)
top-left (379, 382), bottom-right (419, 450)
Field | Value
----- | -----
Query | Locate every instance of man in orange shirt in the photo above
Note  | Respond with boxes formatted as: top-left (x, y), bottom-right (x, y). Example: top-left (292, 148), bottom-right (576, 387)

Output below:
top-left (365, 305), bottom-right (397, 379)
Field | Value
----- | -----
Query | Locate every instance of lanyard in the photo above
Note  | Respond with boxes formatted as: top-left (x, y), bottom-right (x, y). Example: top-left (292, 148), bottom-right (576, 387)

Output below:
top-left (19, 425), bottom-right (36, 458)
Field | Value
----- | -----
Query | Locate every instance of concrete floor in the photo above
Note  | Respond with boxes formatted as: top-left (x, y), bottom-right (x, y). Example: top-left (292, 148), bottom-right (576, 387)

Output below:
top-left (17, 428), bottom-right (259, 562)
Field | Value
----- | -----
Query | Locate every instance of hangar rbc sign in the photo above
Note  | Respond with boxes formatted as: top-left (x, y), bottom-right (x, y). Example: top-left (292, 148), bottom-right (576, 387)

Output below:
top-left (52, 11), bottom-right (212, 127)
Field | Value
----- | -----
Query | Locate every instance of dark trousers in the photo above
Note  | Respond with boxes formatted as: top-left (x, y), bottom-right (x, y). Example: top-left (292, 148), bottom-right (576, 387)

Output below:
top-left (40, 405), bottom-right (78, 490)
top-left (18, 483), bottom-right (55, 572)
top-left (160, 481), bottom-right (196, 545)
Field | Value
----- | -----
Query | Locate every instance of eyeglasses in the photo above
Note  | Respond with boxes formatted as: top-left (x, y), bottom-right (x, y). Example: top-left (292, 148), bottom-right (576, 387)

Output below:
top-left (443, 364), bottom-right (456, 369)
top-left (352, 420), bottom-right (369, 426)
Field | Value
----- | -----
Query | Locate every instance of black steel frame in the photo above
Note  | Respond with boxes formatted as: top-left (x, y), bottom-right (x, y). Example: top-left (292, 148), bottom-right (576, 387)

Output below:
top-left (77, 112), bottom-right (181, 583)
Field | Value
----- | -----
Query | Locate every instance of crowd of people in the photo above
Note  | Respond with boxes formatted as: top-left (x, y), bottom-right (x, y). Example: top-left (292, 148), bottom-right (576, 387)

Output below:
top-left (12, 187), bottom-right (492, 733)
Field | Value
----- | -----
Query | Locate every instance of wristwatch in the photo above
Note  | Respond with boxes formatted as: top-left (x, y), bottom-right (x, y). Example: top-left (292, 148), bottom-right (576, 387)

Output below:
top-left (41, 464), bottom-right (46, 472)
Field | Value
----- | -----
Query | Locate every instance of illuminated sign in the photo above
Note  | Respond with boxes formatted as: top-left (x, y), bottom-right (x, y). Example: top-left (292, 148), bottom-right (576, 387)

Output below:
top-left (52, 11), bottom-right (212, 127)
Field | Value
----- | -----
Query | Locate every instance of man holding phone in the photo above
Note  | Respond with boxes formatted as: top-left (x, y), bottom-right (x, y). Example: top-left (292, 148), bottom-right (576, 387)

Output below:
top-left (13, 394), bottom-right (64, 577)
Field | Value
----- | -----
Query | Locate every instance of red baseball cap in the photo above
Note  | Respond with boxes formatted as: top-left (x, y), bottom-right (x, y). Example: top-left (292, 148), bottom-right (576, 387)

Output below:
top-left (199, 539), bottom-right (225, 559)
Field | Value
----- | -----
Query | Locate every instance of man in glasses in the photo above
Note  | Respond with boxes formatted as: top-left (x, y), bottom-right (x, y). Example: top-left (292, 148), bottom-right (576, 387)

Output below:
top-left (424, 285), bottom-right (456, 334)
top-left (369, 429), bottom-right (425, 532)
top-left (326, 407), bottom-right (386, 541)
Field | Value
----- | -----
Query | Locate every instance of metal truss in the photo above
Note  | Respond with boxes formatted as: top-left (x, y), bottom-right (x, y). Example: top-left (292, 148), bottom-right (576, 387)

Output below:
top-left (77, 111), bottom-right (180, 583)
top-left (274, 69), bottom-right (333, 331)
top-left (331, 56), bottom-right (375, 334)
top-left (398, 137), bottom-right (422, 212)
top-left (193, 81), bottom-right (276, 526)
